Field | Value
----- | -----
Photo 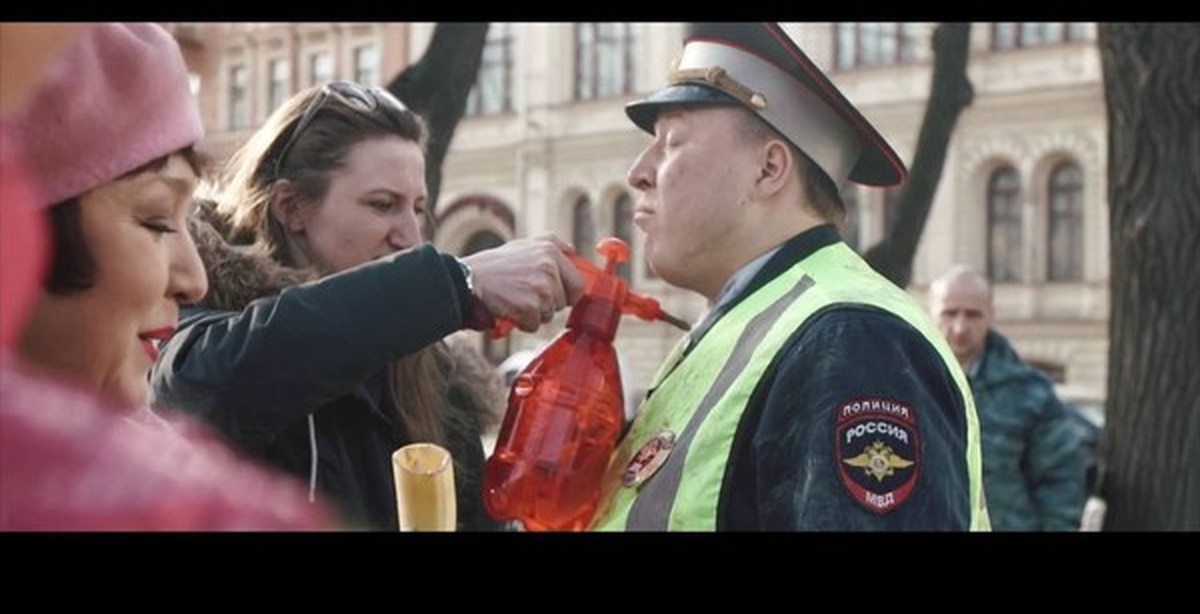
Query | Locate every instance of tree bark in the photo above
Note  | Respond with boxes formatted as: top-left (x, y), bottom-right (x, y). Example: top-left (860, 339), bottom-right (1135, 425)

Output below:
top-left (1098, 23), bottom-right (1200, 531)
top-left (863, 23), bottom-right (973, 288)
top-left (387, 23), bottom-right (489, 238)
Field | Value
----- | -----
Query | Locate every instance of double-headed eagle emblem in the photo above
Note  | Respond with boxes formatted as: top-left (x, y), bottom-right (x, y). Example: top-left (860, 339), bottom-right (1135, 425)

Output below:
top-left (843, 440), bottom-right (914, 482)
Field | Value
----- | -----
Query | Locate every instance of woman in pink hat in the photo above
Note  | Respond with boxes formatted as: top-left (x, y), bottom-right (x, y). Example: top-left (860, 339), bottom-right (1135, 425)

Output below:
top-left (11, 23), bottom-right (209, 411)
top-left (1, 23), bottom-right (332, 530)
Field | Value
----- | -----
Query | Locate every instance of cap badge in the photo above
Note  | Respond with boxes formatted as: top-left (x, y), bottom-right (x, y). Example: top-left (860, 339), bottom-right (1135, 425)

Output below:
top-left (670, 65), bottom-right (767, 111)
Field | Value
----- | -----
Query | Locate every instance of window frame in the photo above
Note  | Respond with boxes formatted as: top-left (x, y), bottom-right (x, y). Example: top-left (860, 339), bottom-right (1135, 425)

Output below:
top-left (467, 23), bottom-right (515, 116)
top-left (352, 44), bottom-right (378, 86)
top-left (987, 165), bottom-right (1024, 283)
top-left (267, 57), bottom-right (290, 114)
top-left (228, 63), bottom-right (250, 130)
top-left (308, 51), bottom-right (334, 88)
top-left (612, 192), bottom-right (634, 283)
top-left (1046, 161), bottom-right (1085, 282)
top-left (834, 22), bottom-right (921, 71)
top-left (572, 195), bottom-right (596, 265)
top-left (574, 23), bottom-right (635, 101)
top-left (991, 22), bottom-right (1089, 51)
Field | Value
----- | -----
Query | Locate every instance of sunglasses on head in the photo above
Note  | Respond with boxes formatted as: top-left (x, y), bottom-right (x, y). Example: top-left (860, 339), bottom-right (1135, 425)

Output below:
top-left (268, 80), bottom-right (409, 180)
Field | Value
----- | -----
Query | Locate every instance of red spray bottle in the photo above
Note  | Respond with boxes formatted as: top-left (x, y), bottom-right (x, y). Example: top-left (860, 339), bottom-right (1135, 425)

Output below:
top-left (482, 237), bottom-right (686, 531)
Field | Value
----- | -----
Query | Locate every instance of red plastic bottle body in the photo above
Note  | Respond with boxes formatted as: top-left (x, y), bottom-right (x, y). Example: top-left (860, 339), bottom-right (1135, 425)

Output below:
top-left (483, 239), bottom-right (631, 531)
top-left (482, 327), bottom-right (624, 531)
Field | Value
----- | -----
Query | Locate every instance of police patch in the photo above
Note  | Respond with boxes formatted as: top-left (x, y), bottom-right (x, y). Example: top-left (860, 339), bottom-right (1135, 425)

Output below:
top-left (835, 397), bottom-right (920, 514)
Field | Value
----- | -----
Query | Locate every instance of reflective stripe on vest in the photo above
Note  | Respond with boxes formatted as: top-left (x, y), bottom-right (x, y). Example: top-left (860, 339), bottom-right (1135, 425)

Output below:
top-left (590, 242), bottom-right (989, 531)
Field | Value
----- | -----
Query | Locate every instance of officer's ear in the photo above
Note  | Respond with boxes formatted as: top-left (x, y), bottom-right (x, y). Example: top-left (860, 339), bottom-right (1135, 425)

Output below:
top-left (753, 138), bottom-right (793, 199)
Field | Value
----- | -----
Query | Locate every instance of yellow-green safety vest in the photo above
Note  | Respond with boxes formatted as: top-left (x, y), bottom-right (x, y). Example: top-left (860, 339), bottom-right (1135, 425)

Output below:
top-left (591, 241), bottom-right (990, 531)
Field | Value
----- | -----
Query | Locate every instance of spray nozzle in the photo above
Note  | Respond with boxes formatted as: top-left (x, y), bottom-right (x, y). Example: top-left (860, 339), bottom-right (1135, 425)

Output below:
top-left (487, 238), bottom-right (690, 339)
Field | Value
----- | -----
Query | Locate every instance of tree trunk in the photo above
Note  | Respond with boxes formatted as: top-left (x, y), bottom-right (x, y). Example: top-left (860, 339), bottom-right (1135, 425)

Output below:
top-left (863, 22), bottom-right (973, 288)
top-left (387, 23), bottom-right (489, 238)
top-left (1098, 23), bottom-right (1200, 531)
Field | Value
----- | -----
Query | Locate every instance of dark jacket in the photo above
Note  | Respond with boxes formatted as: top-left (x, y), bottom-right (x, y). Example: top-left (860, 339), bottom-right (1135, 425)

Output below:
top-left (969, 330), bottom-right (1087, 531)
top-left (707, 226), bottom-right (974, 529)
top-left (150, 202), bottom-right (504, 531)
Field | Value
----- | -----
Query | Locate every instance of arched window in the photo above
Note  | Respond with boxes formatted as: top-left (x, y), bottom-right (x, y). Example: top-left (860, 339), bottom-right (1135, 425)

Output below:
top-left (1047, 162), bottom-right (1084, 281)
top-left (462, 230), bottom-right (504, 256)
top-left (840, 185), bottom-right (861, 251)
top-left (572, 196), bottom-right (595, 264)
top-left (613, 193), bottom-right (634, 282)
top-left (987, 166), bottom-right (1023, 282)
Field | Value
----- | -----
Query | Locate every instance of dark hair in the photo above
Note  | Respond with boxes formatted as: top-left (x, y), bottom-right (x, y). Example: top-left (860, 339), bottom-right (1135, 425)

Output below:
top-left (44, 147), bottom-right (205, 294)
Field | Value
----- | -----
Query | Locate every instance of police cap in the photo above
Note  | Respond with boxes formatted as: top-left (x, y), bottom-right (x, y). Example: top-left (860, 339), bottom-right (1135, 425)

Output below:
top-left (626, 22), bottom-right (907, 187)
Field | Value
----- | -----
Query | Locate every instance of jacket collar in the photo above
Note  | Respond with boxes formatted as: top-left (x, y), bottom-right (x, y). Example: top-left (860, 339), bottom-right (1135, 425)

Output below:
top-left (687, 223), bottom-right (842, 351)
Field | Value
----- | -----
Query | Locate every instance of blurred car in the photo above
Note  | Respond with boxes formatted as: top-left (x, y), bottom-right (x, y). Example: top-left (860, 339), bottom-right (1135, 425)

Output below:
top-left (1064, 399), bottom-right (1104, 495)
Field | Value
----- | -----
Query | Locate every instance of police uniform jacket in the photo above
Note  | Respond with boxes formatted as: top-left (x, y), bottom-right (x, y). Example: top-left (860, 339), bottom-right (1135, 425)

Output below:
top-left (614, 225), bottom-right (978, 530)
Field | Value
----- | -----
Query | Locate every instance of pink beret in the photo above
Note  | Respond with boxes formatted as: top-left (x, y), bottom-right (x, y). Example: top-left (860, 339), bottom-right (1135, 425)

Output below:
top-left (0, 125), bottom-right (49, 349)
top-left (10, 23), bottom-right (204, 207)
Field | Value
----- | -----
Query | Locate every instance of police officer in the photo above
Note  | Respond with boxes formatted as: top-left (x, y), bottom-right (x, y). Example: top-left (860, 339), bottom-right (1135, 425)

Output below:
top-left (591, 23), bottom-right (990, 531)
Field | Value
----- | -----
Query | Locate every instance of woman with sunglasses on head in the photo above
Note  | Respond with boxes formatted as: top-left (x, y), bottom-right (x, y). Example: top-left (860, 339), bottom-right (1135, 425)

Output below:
top-left (150, 80), bottom-right (584, 531)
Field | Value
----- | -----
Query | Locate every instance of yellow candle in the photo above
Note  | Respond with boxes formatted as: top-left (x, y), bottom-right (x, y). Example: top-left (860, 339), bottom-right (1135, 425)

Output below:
top-left (392, 443), bottom-right (456, 532)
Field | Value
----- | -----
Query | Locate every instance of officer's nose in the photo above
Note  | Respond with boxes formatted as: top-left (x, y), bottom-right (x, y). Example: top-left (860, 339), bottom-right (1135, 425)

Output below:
top-left (626, 147), bottom-right (656, 193)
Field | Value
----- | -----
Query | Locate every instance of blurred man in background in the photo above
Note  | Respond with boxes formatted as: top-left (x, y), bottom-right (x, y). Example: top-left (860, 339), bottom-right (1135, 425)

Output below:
top-left (929, 264), bottom-right (1088, 531)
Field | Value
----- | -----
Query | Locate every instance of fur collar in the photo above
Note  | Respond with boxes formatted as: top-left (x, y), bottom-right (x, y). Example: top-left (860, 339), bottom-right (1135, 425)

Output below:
top-left (187, 199), bottom-right (316, 312)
